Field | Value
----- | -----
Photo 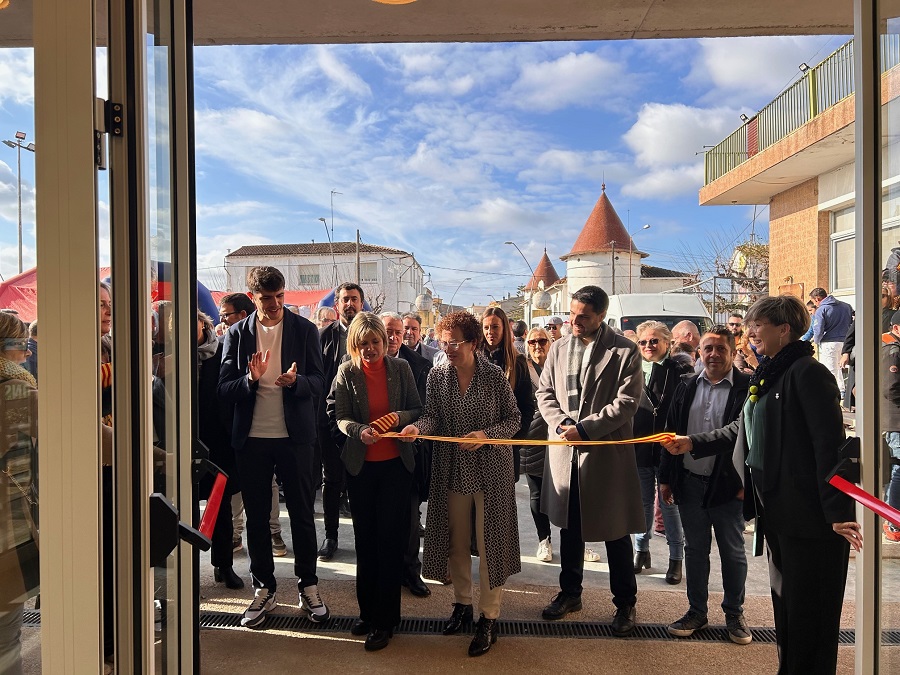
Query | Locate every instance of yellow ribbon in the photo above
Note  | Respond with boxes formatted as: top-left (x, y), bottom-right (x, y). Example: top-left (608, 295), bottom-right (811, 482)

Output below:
top-left (379, 431), bottom-right (676, 447)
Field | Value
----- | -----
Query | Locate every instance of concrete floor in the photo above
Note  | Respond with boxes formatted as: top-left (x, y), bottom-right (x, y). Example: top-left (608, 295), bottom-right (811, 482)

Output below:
top-left (18, 477), bottom-right (900, 673)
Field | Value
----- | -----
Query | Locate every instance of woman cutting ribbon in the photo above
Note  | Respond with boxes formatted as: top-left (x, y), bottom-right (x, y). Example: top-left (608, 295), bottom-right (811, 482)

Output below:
top-left (399, 311), bottom-right (521, 658)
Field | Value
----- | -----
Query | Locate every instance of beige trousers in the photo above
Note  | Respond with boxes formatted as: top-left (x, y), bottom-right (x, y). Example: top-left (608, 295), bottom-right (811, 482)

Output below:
top-left (447, 490), bottom-right (503, 619)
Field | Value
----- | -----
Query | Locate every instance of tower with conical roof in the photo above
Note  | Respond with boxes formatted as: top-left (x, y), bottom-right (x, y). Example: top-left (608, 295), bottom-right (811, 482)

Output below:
top-left (525, 248), bottom-right (561, 292)
top-left (560, 184), bottom-right (647, 295)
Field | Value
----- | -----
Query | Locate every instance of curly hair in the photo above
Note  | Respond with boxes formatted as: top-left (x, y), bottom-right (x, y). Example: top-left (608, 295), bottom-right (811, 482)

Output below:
top-left (437, 311), bottom-right (481, 345)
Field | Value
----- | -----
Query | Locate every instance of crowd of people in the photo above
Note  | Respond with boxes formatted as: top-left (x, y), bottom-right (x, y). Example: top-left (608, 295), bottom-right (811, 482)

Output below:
top-left (0, 263), bottom-right (877, 673)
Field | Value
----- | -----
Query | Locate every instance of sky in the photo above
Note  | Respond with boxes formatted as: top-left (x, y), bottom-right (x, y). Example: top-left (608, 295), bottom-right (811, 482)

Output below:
top-left (0, 34), bottom-right (848, 307)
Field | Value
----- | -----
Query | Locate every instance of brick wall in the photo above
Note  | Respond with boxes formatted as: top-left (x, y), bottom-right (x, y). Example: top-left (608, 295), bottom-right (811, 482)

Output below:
top-left (769, 178), bottom-right (830, 297)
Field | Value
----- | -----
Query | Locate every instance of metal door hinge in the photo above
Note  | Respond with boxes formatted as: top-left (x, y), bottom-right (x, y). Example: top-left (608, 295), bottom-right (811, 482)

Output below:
top-left (94, 98), bottom-right (124, 169)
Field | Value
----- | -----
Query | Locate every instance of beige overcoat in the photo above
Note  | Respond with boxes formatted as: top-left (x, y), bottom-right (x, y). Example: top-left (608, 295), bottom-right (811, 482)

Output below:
top-left (536, 325), bottom-right (645, 541)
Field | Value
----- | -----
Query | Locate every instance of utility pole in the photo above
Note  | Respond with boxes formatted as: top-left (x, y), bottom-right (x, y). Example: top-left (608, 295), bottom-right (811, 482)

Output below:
top-left (356, 229), bottom-right (361, 286)
top-left (610, 241), bottom-right (616, 295)
top-left (2, 132), bottom-right (35, 274)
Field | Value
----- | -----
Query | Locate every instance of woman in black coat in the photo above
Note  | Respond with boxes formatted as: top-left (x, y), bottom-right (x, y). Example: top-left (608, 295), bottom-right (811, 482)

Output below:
top-left (664, 295), bottom-right (861, 675)
top-left (632, 321), bottom-right (692, 584)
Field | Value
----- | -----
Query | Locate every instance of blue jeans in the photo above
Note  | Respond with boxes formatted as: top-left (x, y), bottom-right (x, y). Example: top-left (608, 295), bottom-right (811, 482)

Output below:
top-left (635, 465), bottom-right (683, 560)
top-left (677, 471), bottom-right (747, 616)
top-left (886, 432), bottom-right (900, 532)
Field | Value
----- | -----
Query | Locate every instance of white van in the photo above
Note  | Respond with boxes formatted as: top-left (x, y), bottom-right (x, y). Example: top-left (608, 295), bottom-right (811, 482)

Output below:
top-left (604, 293), bottom-right (712, 334)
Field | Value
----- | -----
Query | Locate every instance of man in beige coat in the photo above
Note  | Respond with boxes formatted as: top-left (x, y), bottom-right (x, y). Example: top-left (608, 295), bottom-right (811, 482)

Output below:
top-left (536, 285), bottom-right (645, 636)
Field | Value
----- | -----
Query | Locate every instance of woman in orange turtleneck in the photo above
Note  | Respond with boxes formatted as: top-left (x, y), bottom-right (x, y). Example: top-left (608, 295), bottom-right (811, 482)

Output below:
top-left (331, 312), bottom-right (422, 652)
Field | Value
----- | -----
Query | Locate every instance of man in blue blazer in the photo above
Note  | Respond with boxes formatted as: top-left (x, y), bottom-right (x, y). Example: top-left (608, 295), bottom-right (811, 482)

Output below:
top-left (218, 266), bottom-right (328, 629)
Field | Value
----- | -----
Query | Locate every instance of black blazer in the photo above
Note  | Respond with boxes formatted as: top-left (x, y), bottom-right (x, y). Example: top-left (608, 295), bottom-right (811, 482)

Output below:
top-left (633, 357), bottom-right (692, 467)
top-left (689, 355), bottom-right (855, 537)
top-left (218, 311), bottom-right (325, 450)
top-left (318, 320), bottom-right (348, 425)
top-left (659, 367), bottom-right (749, 510)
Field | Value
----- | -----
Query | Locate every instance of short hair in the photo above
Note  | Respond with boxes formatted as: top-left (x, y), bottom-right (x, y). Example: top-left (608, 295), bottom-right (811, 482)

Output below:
top-left (246, 266), bottom-right (285, 294)
top-left (28, 319), bottom-right (37, 338)
top-left (512, 320), bottom-right (527, 338)
top-left (634, 320), bottom-right (672, 343)
top-left (336, 282), bottom-right (365, 304)
top-left (346, 312), bottom-right (388, 367)
top-left (728, 312), bottom-right (743, 320)
top-left (316, 306), bottom-right (337, 320)
top-left (809, 287), bottom-right (827, 300)
top-left (701, 324), bottom-right (736, 351)
top-left (436, 311), bottom-right (481, 345)
top-left (669, 341), bottom-right (695, 357)
top-left (806, 300), bottom-right (816, 309)
top-left (380, 311), bottom-right (403, 324)
top-left (221, 292), bottom-right (255, 315)
top-left (571, 285), bottom-right (610, 314)
top-left (745, 295), bottom-right (810, 340)
top-left (401, 312), bottom-right (422, 326)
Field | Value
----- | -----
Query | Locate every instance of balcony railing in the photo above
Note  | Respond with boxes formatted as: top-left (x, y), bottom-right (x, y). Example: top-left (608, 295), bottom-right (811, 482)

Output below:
top-left (704, 36), bottom-right (900, 186)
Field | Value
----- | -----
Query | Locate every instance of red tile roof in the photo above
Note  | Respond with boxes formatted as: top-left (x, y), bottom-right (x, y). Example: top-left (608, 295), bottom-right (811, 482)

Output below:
top-left (525, 249), bottom-right (561, 291)
top-left (227, 242), bottom-right (409, 257)
top-left (563, 184), bottom-right (634, 259)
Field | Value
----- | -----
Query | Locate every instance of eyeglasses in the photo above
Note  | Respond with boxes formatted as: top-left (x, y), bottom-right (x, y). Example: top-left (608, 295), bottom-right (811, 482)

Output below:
top-left (438, 340), bottom-right (470, 351)
top-left (2, 338), bottom-right (28, 351)
top-left (546, 324), bottom-right (560, 330)
top-left (527, 338), bottom-right (549, 346)
top-left (637, 338), bottom-right (661, 347)
top-left (727, 322), bottom-right (742, 327)
top-left (219, 310), bottom-right (241, 320)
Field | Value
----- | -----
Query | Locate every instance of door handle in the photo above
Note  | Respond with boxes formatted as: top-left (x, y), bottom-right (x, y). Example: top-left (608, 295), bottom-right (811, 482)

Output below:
top-left (149, 493), bottom-right (211, 567)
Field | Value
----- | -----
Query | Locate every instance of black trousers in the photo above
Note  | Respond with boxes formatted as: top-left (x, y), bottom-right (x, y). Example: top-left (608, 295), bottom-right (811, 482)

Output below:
top-left (526, 473), bottom-right (552, 542)
top-left (236, 437), bottom-right (318, 591)
top-left (317, 426), bottom-right (346, 540)
top-left (559, 460), bottom-right (637, 609)
top-left (766, 528), bottom-right (849, 674)
top-left (403, 485), bottom-right (423, 580)
top-left (346, 457), bottom-right (412, 630)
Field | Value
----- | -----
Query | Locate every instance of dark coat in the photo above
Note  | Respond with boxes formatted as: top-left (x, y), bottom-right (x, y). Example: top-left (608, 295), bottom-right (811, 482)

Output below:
top-left (633, 357), bottom-right (692, 467)
top-left (318, 320), bottom-right (347, 426)
top-left (659, 367), bottom-right (750, 510)
top-left (520, 361), bottom-right (547, 477)
top-left (483, 348), bottom-right (535, 478)
top-left (397, 344), bottom-right (434, 499)
top-left (198, 339), bottom-right (238, 495)
top-left (690, 355), bottom-right (855, 537)
top-left (218, 311), bottom-right (325, 450)
top-left (882, 334), bottom-right (900, 431)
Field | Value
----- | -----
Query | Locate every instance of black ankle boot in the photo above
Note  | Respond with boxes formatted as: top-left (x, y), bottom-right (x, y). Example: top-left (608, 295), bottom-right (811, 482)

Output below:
top-left (633, 551), bottom-right (651, 573)
top-left (214, 566), bottom-right (245, 589)
top-left (665, 559), bottom-right (683, 585)
top-left (442, 603), bottom-right (473, 635)
top-left (468, 614), bottom-right (498, 657)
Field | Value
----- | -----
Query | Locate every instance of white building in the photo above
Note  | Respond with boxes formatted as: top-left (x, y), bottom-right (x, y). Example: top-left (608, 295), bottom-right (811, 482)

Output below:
top-left (225, 242), bottom-right (425, 313)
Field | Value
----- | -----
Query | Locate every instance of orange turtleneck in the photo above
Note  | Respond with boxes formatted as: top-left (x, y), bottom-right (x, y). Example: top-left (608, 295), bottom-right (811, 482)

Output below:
top-left (361, 358), bottom-right (400, 462)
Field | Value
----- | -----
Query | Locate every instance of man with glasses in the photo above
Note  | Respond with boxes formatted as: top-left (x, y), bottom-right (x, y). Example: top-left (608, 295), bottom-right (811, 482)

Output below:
top-left (315, 305), bottom-right (337, 329)
top-left (726, 314), bottom-right (743, 339)
top-left (546, 316), bottom-right (563, 341)
top-left (536, 286), bottom-right (644, 636)
top-left (219, 292), bottom-right (287, 558)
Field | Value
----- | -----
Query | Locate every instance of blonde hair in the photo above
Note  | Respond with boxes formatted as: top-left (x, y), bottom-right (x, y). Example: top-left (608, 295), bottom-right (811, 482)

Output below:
top-left (634, 320), bottom-right (672, 343)
top-left (346, 312), bottom-right (388, 367)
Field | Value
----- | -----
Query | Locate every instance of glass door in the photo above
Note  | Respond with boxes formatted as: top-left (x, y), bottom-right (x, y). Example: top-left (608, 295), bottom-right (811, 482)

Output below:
top-left (106, 0), bottom-right (197, 671)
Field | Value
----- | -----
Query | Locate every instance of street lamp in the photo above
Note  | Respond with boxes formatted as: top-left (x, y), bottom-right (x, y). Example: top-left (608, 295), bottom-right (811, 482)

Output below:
top-left (504, 240), bottom-right (548, 325)
top-left (628, 224), bottom-right (651, 294)
top-left (448, 277), bottom-right (471, 310)
top-left (2, 131), bottom-right (35, 274)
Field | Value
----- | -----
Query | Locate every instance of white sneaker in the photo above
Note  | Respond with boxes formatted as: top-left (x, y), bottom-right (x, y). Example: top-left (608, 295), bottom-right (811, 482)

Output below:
top-left (241, 588), bottom-right (276, 628)
top-left (584, 548), bottom-right (601, 562)
top-left (536, 537), bottom-right (553, 562)
top-left (299, 584), bottom-right (330, 623)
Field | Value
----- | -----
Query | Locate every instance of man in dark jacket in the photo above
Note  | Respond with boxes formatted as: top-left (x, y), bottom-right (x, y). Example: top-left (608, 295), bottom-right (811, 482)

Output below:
top-left (316, 282), bottom-right (364, 561)
top-left (218, 266), bottom-right (327, 629)
top-left (659, 326), bottom-right (752, 645)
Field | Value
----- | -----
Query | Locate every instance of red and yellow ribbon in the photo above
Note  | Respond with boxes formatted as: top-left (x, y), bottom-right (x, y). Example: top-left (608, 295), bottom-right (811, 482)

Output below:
top-left (379, 431), bottom-right (675, 447)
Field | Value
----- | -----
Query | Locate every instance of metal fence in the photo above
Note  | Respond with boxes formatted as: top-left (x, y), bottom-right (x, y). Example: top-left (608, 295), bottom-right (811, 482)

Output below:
top-left (705, 36), bottom-right (900, 185)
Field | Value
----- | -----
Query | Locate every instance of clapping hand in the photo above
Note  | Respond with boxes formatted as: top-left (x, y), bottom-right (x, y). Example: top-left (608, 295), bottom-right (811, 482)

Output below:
top-left (275, 361), bottom-right (298, 388)
top-left (248, 350), bottom-right (270, 381)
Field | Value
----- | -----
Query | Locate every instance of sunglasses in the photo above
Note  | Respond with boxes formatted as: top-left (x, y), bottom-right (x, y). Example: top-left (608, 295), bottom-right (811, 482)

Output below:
top-left (527, 338), bottom-right (549, 346)
top-left (2, 338), bottom-right (28, 351)
top-left (637, 338), bottom-right (661, 347)
top-left (546, 324), bottom-right (560, 330)
top-left (727, 322), bottom-right (742, 327)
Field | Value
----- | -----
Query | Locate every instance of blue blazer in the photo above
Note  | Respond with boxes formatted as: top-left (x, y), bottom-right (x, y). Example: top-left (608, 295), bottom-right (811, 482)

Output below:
top-left (218, 310), bottom-right (325, 450)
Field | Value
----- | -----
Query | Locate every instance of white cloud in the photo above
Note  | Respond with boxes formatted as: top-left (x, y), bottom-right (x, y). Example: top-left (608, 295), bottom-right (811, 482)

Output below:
top-left (507, 52), bottom-right (629, 113)
top-left (686, 35), bottom-right (843, 106)
top-left (623, 102), bottom-right (741, 168)
top-left (623, 164), bottom-right (705, 201)
top-left (0, 49), bottom-right (34, 106)
top-left (197, 200), bottom-right (271, 220)
top-left (315, 46), bottom-right (372, 98)
top-left (406, 74), bottom-right (475, 97)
